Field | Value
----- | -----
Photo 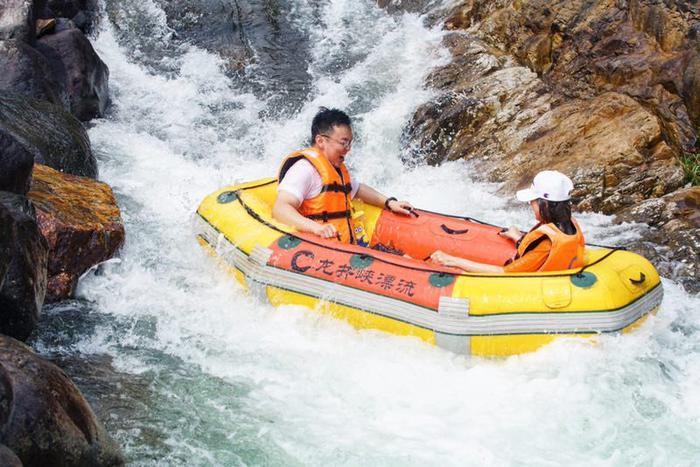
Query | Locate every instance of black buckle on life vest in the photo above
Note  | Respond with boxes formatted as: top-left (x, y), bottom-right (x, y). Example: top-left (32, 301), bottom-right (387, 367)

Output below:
top-left (307, 210), bottom-right (352, 222)
top-left (321, 182), bottom-right (352, 194)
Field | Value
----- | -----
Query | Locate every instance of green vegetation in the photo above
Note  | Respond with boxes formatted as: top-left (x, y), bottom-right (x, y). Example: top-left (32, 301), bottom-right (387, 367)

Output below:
top-left (680, 152), bottom-right (700, 186)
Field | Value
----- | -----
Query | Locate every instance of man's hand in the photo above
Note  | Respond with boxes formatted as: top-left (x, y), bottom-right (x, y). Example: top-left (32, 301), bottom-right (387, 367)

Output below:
top-left (311, 223), bottom-right (339, 239)
top-left (387, 199), bottom-right (415, 216)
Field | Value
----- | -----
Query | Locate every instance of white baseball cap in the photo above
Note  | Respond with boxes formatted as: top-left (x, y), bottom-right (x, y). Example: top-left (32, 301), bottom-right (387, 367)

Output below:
top-left (516, 170), bottom-right (574, 202)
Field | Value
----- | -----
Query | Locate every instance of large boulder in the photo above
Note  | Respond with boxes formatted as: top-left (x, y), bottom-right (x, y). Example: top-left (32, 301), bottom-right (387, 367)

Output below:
top-left (0, 0), bottom-right (35, 43)
top-left (37, 27), bottom-right (109, 121)
top-left (28, 164), bottom-right (125, 302)
top-left (0, 92), bottom-right (97, 178)
top-left (0, 191), bottom-right (48, 341)
top-left (0, 129), bottom-right (34, 195)
top-left (0, 335), bottom-right (124, 466)
top-left (0, 39), bottom-right (69, 109)
top-left (442, 0), bottom-right (699, 153)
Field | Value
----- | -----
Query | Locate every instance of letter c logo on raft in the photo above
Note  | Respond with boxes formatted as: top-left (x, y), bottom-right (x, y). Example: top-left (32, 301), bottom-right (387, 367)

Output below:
top-left (291, 250), bottom-right (314, 272)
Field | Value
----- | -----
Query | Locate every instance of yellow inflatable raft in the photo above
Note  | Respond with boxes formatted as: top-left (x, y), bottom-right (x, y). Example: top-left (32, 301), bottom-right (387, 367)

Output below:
top-left (195, 178), bottom-right (663, 357)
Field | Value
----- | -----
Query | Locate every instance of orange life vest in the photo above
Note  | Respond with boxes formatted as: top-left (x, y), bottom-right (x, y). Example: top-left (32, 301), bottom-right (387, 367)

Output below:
top-left (514, 218), bottom-right (585, 271)
top-left (278, 148), bottom-right (355, 244)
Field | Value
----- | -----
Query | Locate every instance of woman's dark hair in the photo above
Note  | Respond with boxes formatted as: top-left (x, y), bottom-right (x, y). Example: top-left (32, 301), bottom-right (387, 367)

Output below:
top-left (537, 199), bottom-right (576, 234)
top-left (311, 107), bottom-right (351, 144)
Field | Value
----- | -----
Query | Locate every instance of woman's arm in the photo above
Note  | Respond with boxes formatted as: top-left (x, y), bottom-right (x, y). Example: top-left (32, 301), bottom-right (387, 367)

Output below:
top-left (430, 250), bottom-right (505, 273)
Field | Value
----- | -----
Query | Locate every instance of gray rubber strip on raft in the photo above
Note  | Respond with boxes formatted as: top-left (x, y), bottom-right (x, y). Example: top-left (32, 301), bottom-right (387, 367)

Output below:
top-left (195, 214), bottom-right (663, 337)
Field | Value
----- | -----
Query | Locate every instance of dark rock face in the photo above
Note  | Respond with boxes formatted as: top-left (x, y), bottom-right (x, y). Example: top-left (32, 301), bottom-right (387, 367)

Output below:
top-left (0, 129), bottom-right (34, 195)
top-left (40, 0), bottom-right (99, 34)
top-left (0, 39), bottom-right (69, 109)
top-left (29, 164), bottom-right (125, 302)
top-left (0, 0), bottom-right (36, 44)
top-left (0, 191), bottom-right (48, 342)
top-left (45, 0), bottom-right (97, 21)
top-left (0, 92), bottom-right (97, 178)
top-left (0, 335), bottom-right (124, 466)
top-left (37, 28), bottom-right (109, 121)
top-left (155, 0), bottom-right (312, 115)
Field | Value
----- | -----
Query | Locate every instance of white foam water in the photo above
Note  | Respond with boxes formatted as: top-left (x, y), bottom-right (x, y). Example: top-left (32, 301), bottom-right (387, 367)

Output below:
top-left (42, 0), bottom-right (700, 464)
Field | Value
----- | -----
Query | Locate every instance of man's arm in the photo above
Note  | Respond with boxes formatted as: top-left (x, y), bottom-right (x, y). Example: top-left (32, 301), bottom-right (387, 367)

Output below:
top-left (355, 183), bottom-right (414, 215)
top-left (272, 191), bottom-right (338, 239)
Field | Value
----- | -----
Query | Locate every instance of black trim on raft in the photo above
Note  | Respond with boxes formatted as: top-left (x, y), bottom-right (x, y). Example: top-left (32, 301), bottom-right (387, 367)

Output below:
top-left (197, 228), bottom-right (658, 337)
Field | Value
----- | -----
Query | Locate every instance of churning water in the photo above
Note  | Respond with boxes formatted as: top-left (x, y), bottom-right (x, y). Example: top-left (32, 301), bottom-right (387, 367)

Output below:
top-left (32, 0), bottom-right (700, 465)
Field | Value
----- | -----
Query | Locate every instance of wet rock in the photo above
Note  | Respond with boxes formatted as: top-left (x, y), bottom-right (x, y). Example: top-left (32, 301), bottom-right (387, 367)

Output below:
top-left (0, 0), bottom-right (36, 43)
top-left (155, 0), bottom-right (311, 114)
top-left (616, 187), bottom-right (700, 292)
top-left (376, 0), bottom-right (432, 14)
top-left (0, 92), bottom-right (97, 178)
top-left (28, 164), bottom-right (125, 302)
top-left (406, 17), bottom-right (687, 212)
top-left (0, 444), bottom-right (22, 467)
top-left (52, 17), bottom-right (76, 34)
top-left (37, 27), bottom-right (109, 121)
top-left (0, 129), bottom-right (34, 195)
top-left (0, 191), bottom-right (48, 342)
top-left (41, 0), bottom-right (99, 33)
top-left (0, 335), bottom-right (124, 466)
top-left (496, 93), bottom-right (686, 214)
top-left (617, 186), bottom-right (700, 228)
top-left (443, 0), bottom-right (699, 153)
top-left (45, 0), bottom-right (97, 22)
top-left (0, 39), bottom-right (69, 108)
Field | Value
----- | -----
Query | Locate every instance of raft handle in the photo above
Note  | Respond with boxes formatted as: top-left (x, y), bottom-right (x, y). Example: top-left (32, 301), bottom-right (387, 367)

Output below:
top-left (629, 272), bottom-right (646, 285)
top-left (440, 224), bottom-right (469, 235)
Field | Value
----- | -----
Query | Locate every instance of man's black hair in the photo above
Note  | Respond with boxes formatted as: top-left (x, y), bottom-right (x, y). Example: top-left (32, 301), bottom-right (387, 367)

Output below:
top-left (537, 199), bottom-right (576, 235)
top-left (311, 107), bottom-right (351, 144)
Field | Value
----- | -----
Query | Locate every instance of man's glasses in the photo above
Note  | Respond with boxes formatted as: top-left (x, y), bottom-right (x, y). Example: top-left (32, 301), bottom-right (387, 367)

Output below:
top-left (320, 134), bottom-right (352, 149)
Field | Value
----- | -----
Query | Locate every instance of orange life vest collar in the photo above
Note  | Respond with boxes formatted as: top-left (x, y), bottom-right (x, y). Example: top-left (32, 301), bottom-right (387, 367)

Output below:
top-left (278, 148), bottom-right (355, 243)
top-left (515, 218), bottom-right (585, 271)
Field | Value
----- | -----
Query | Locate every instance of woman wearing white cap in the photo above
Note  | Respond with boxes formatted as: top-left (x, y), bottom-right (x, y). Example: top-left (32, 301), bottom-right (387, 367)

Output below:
top-left (430, 171), bottom-right (586, 273)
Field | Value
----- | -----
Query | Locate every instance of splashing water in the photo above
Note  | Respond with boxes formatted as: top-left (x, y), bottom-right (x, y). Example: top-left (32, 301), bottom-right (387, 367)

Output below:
top-left (33, 0), bottom-right (700, 465)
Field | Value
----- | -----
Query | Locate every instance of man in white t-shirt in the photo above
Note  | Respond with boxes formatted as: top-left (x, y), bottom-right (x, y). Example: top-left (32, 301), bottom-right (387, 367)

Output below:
top-left (273, 108), bottom-right (414, 243)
